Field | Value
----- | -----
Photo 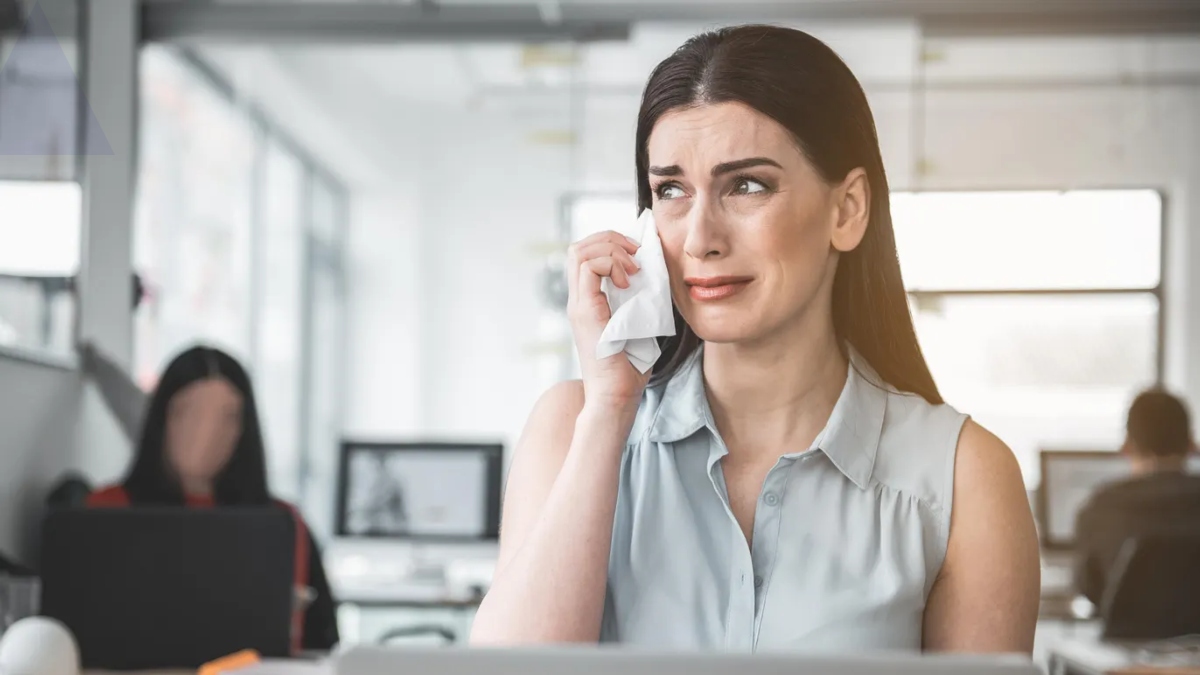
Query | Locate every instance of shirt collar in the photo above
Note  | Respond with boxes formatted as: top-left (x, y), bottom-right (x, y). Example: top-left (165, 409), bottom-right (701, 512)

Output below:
top-left (647, 344), bottom-right (888, 490)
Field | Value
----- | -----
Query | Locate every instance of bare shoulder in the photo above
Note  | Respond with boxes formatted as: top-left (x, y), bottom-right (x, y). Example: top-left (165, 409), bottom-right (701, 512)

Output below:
top-left (949, 419), bottom-right (1035, 554)
top-left (923, 418), bottom-right (1039, 652)
top-left (954, 419), bottom-right (1025, 490)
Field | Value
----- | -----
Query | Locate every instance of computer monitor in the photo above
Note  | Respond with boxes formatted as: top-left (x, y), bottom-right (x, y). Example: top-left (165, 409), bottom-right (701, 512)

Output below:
top-left (1037, 450), bottom-right (1200, 549)
top-left (335, 441), bottom-right (503, 541)
top-left (40, 508), bottom-right (296, 670)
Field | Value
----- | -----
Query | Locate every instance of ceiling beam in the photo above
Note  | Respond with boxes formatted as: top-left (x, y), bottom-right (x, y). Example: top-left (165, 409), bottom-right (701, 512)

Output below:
top-left (140, 3), bottom-right (631, 44)
top-left (921, 7), bottom-right (1200, 37)
top-left (137, 0), bottom-right (1200, 44)
top-left (0, 0), bottom-right (79, 37)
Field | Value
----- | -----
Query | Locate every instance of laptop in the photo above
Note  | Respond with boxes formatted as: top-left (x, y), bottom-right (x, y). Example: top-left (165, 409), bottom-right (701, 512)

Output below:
top-left (40, 508), bottom-right (297, 670)
top-left (336, 646), bottom-right (1041, 675)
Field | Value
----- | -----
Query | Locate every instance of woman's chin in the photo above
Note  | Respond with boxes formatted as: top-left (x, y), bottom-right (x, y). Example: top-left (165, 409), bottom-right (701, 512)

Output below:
top-left (690, 320), bottom-right (761, 345)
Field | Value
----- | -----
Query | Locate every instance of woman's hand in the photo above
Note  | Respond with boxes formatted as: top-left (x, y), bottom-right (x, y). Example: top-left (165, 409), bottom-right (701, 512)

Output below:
top-left (566, 231), bottom-right (651, 411)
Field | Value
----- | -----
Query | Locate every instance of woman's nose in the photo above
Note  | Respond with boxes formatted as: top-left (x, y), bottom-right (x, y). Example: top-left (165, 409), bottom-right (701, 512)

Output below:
top-left (682, 201), bottom-right (728, 260)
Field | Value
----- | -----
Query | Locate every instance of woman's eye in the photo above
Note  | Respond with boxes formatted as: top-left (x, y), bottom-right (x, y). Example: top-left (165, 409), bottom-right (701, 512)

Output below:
top-left (656, 184), bottom-right (685, 200)
top-left (732, 178), bottom-right (768, 195)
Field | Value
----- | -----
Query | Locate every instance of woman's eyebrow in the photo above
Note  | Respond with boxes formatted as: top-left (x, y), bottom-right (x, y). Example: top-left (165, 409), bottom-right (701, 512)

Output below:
top-left (711, 157), bottom-right (782, 176)
top-left (648, 164), bottom-right (682, 177)
top-left (648, 157), bottom-right (783, 178)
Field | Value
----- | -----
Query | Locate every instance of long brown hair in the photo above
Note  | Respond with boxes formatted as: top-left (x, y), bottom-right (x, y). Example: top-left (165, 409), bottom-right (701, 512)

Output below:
top-left (638, 24), bottom-right (941, 404)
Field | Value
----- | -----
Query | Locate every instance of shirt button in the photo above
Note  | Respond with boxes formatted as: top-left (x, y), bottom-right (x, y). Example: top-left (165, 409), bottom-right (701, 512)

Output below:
top-left (754, 575), bottom-right (763, 589)
top-left (763, 492), bottom-right (779, 506)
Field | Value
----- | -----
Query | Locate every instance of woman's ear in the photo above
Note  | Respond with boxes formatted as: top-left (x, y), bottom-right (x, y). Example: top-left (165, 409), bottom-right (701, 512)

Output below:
top-left (831, 167), bottom-right (870, 253)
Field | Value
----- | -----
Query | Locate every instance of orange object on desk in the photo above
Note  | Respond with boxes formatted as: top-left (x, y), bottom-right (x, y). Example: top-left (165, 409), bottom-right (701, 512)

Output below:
top-left (198, 650), bottom-right (261, 675)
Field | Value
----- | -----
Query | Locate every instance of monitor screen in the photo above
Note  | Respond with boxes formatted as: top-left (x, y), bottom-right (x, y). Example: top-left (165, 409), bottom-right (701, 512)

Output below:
top-left (336, 442), bottom-right (502, 540)
top-left (1038, 450), bottom-right (1200, 549)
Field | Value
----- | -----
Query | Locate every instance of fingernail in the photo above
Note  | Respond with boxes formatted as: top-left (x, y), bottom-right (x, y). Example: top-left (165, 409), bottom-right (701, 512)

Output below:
top-left (625, 235), bottom-right (640, 247)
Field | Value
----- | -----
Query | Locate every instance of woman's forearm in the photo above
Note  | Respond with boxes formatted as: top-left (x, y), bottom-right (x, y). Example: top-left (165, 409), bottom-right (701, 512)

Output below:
top-left (470, 405), bottom-right (634, 644)
top-left (81, 343), bottom-right (148, 444)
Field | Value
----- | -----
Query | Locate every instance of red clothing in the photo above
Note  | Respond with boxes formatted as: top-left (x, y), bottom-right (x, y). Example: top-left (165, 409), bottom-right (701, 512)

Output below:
top-left (86, 485), bottom-right (311, 654)
top-left (88, 485), bottom-right (216, 508)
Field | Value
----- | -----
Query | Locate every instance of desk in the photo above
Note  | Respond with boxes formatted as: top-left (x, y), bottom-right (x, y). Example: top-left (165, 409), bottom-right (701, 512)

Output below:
top-left (85, 659), bottom-right (330, 675)
top-left (1049, 637), bottom-right (1200, 675)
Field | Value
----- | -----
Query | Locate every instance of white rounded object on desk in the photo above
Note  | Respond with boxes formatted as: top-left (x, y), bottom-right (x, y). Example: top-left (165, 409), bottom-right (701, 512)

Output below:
top-left (0, 617), bottom-right (80, 675)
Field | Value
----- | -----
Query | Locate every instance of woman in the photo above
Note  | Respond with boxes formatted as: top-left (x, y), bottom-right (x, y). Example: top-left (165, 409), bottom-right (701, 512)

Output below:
top-left (87, 346), bottom-right (339, 651)
top-left (470, 25), bottom-right (1039, 652)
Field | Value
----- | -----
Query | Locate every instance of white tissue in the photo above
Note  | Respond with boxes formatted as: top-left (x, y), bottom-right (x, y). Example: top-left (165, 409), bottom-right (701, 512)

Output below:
top-left (596, 209), bottom-right (676, 373)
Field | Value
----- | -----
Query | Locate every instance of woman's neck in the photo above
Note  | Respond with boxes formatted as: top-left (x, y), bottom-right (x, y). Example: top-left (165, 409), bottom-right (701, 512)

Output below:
top-left (703, 313), bottom-right (847, 460)
top-left (180, 477), bottom-right (214, 498)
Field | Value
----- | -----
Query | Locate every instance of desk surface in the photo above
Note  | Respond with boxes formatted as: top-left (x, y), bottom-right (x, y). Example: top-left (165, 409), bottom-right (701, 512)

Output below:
top-left (1051, 637), bottom-right (1200, 675)
top-left (83, 657), bottom-right (332, 675)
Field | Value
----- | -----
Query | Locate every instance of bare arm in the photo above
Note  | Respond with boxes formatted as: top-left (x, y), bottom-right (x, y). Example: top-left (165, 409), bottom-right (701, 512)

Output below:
top-left (79, 342), bottom-right (147, 444)
top-left (469, 380), bottom-right (635, 644)
top-left (922, 420), bottom-right (1040, 653)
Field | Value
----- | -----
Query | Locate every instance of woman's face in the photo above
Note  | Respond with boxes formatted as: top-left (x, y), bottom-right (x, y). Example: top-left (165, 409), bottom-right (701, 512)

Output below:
top-left (647, 101), bottom-right (868, 345)
top-left (165, 377), bottom-right (244, 488)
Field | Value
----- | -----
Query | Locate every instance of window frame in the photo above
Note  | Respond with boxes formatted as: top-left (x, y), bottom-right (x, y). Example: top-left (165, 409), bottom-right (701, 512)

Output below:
top-left (899, 188), bottom-right (1167, 387)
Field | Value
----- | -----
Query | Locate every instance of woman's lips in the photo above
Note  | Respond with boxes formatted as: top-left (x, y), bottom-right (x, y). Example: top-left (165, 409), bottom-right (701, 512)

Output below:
top-left (685, 276), bottom-right (753, 301)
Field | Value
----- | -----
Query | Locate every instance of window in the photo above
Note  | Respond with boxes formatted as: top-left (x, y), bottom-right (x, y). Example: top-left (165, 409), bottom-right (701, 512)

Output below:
top-left (134, 46), bottom-right (255, 388)
top-left (566, 189), bottom-right (1164, 479)
top-left (0, 180), bottom-right (79, 356)
top-left (895, 190), bottom-right (1163, 478)
top-left (0, 0), bottom-right (84, 359)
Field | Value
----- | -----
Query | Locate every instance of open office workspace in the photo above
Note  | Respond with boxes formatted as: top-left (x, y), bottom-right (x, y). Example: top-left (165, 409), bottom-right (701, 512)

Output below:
top-left (3, 0), bottom-right (1200, 674)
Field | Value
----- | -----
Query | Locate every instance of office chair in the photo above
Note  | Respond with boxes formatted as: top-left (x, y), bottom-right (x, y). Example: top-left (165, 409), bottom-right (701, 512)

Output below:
top-left (1100, 534), bottom-right (1200, 641)
top-left (377, 624), bottom-right (457, 646)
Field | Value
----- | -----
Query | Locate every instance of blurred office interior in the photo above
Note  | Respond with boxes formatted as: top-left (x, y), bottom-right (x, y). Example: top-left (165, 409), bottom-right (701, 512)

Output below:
top-left (2, 0), bottom-right (1200, 666)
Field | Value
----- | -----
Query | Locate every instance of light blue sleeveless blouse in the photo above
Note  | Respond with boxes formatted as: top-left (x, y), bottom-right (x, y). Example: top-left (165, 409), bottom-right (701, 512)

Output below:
top-left (599, 346), bottom-right (968, 651)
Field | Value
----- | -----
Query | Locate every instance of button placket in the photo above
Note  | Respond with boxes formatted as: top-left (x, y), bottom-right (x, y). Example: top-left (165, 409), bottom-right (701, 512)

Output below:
top-left (750, 460), bottom-right (797, 648)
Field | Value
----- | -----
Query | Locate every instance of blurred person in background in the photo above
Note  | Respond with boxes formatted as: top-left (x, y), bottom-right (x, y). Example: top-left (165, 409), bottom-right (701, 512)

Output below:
top-left (1075, 389), bottom-right (1200, 605)
top-left (472, 24), bottom-right (1039, 652)
top-left (83, 344), bottom-right (339, 651)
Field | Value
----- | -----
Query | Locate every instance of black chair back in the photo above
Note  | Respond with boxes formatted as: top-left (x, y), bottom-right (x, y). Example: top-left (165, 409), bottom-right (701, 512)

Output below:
top-left (1101, 534), bottom-right (1200, 641)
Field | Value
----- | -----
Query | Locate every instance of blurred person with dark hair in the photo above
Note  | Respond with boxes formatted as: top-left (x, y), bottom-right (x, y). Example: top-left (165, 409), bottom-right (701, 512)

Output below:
top-left (1075, 389), bottom-right (1200, 604)
top-left (83, 344), bottom-right (339, 651)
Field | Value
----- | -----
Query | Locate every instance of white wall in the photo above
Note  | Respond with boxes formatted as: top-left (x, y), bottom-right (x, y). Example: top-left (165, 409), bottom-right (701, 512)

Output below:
top-left (0, 356), bottom-right (126, 563)
top-left (0, 358), bottom-right (79, 562)
top-left (343, 103), bottom-right (573, 453)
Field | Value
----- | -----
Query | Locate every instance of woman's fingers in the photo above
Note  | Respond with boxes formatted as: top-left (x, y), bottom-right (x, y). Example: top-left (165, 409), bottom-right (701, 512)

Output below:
top-left (574, 230), bottom-right (640, 256)
top-left (573, 242), bottom-right (640, 276)
top-left (566, 233), bottom-right (641, 312)
top-left (578, 257), bottom-right (617, 298)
